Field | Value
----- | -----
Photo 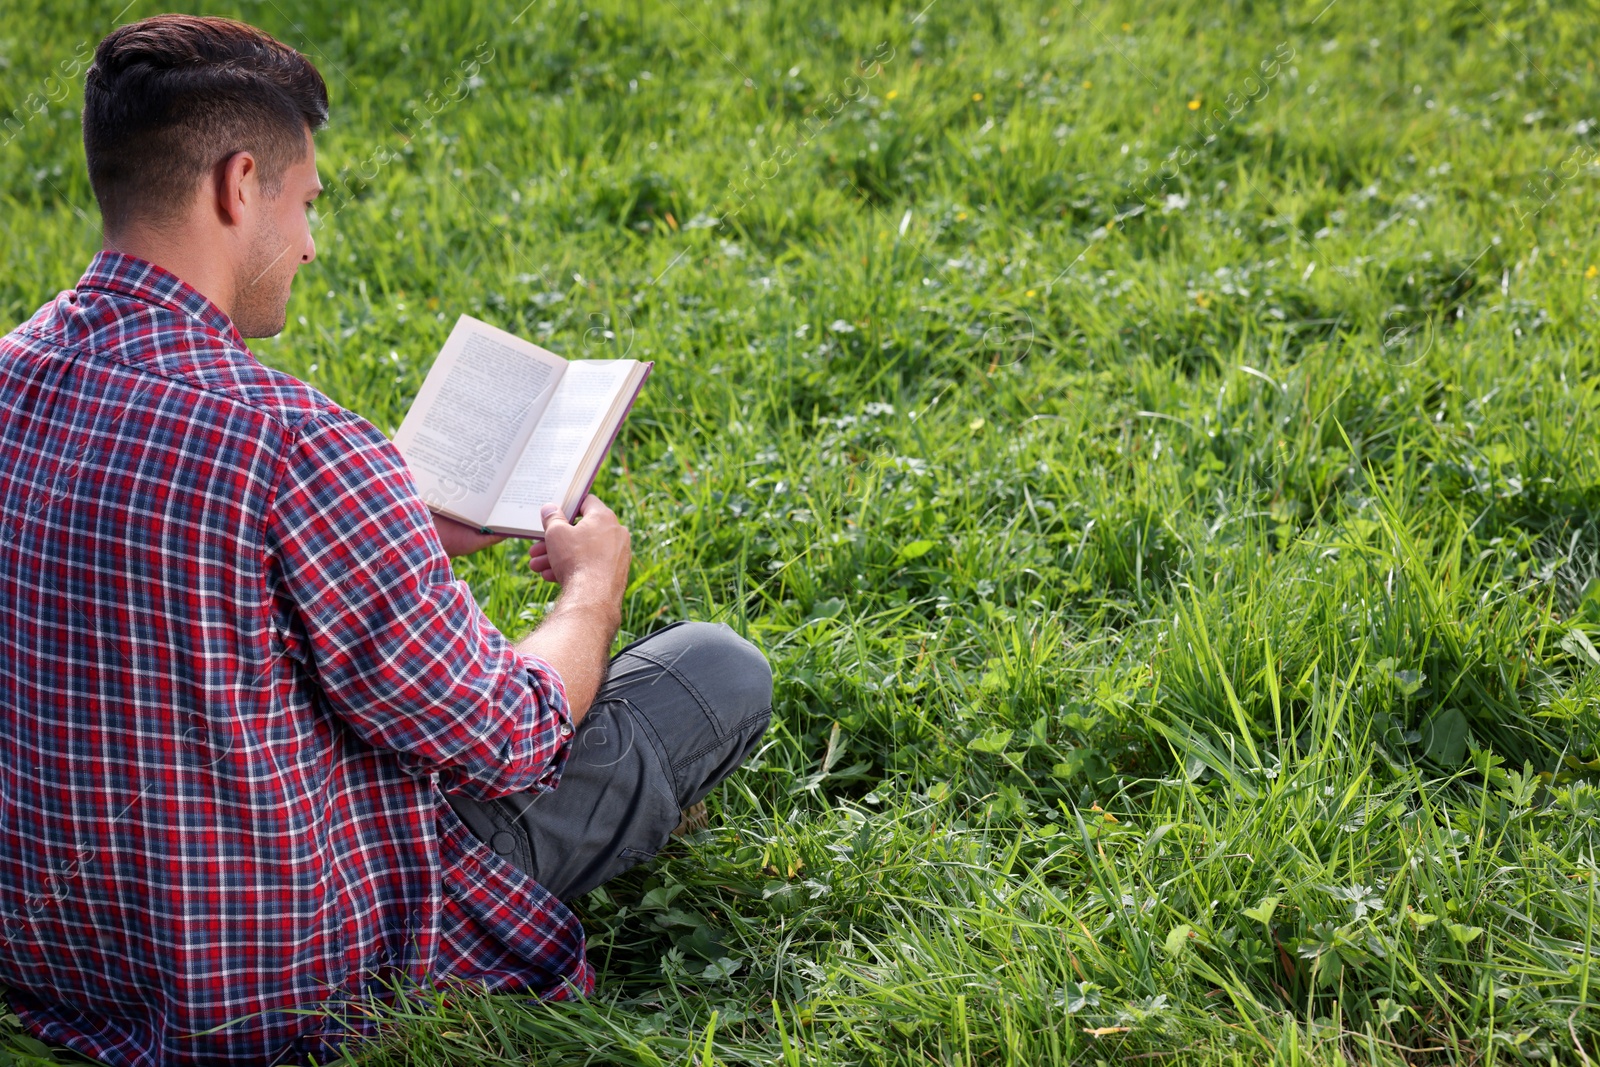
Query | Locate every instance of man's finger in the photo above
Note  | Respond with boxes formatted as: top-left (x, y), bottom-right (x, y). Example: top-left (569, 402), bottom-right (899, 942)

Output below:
top-left (576, 494), bottom-right (614, 520)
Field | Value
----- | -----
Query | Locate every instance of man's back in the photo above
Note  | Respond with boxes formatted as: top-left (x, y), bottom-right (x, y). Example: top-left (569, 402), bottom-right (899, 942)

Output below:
top-left (0, 252), bottom-right (591, 1066)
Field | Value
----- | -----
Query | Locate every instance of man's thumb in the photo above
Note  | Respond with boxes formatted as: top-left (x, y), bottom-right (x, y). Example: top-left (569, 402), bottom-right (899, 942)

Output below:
top-left (540, 502), bottom-right (566, 529)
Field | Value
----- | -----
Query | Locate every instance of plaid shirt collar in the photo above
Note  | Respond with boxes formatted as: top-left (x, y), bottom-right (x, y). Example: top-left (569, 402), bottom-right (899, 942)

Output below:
top-left (73, 249), bottom-right (247, 349)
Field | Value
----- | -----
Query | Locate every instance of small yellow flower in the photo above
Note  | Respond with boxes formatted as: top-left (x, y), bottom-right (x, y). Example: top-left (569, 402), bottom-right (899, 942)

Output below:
top-left (1121, 21), bottom-right (1131, 30)
top-left (956, 211), bottom-right (967, 221)
top-left (1194, 291), bottom-right (1212, 308)
top-left (1081, 79), bottom-right (1092, 89)
top-left (1587, 264), bottom-right (1599, 279)
top-left (886, 89), bottom-right (898, 100)
top-left (1188, 98), bottom-right (1202, 110)
top-left (972, 91), bottom-right (983, 101)
top-left (1025, 289), bottom-right (1036, 297)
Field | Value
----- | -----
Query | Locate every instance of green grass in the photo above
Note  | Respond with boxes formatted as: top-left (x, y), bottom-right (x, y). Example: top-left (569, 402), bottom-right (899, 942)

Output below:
top-left (4, 0), bottom-right (1600, 1062)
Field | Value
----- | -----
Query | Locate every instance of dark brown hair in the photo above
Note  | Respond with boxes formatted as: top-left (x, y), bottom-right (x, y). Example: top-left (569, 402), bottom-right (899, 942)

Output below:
top-left (83, 15), bottom-right (329, 234)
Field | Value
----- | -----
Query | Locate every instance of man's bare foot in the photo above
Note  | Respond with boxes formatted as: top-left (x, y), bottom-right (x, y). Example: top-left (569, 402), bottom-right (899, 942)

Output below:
top-left (671, 801), bottom-right (708, 837)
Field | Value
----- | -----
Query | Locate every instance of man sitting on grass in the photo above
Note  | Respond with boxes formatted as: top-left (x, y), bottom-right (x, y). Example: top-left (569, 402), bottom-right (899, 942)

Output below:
top-left (0, 14), bottom-right (772, 1066)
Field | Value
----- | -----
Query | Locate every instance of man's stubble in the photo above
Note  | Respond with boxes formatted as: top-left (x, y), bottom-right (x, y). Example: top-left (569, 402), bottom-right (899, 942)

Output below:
top-left (231, 214), bottom-right (299, 339)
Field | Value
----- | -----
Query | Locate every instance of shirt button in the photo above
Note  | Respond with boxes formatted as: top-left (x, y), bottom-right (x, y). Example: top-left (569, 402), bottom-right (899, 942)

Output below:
top-left (558, 722), bottom-right (573, 738)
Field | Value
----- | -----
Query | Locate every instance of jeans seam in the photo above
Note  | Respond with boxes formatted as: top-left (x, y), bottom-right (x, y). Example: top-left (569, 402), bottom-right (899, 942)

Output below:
top-left (624, 646), bottom-right (723, 740)
top-left (670, 706), bottom-right (772, 775)
top-left (613, 695), bottom-right (685, 806)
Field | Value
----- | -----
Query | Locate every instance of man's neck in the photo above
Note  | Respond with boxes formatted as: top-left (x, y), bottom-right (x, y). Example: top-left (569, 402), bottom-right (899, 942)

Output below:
top-left (103, 227), bottom-right (237, 320)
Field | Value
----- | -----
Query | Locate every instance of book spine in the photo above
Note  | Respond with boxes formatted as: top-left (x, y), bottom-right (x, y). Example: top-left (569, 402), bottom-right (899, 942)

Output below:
top-left (567, 361), bottom-right (654, 519)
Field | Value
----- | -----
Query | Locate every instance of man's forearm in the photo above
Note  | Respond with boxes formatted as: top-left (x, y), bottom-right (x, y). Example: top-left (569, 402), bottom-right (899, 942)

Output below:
top-left (513, 582), bottom-right (621, 726)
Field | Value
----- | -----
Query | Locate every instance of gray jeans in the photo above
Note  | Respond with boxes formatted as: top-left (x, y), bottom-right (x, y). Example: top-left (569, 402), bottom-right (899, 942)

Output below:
top-left (443, 620), bottom-right (773, 902)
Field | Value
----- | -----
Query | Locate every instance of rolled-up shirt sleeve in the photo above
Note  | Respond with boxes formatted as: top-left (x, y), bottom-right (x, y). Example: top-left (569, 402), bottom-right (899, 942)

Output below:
top-left (264, 408), bottom-right (573, 802)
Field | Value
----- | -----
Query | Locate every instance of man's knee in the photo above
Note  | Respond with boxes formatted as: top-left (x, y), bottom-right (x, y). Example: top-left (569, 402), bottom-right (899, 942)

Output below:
top-left (654, 621), bottom-right (771, 806)
top-left (610, 619), bottom-right (773, 778)
top-left (668, 621), bottom-right (773, 739)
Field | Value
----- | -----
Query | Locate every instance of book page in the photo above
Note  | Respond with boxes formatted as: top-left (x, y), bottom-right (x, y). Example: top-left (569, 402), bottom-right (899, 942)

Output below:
top-left (486, 360), bottom-right (636, 533)
top-left (391, 316), bottom-right (565, 523)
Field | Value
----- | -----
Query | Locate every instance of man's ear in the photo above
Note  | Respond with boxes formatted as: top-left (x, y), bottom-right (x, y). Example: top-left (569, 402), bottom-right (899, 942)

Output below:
top-left (213, 150), bottom-right (258, 228)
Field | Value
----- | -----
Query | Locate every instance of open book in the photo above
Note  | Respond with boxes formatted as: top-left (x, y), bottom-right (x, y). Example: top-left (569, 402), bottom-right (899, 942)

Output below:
top-left (391, 314), bottom-right (653, 538)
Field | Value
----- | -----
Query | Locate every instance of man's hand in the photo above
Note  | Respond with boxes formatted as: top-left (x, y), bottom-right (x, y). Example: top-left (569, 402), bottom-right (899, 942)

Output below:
top-left (430, 511), bottom-right (508, 558)
top-left (527, 495), bottom-right (631, 607)
top-left (516, 495), bottom-right (632, 724)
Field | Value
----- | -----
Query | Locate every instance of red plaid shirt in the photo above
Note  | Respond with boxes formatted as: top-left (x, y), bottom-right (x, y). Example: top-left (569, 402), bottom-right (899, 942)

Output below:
top-left (0, 251), bottom-right (594, 1066)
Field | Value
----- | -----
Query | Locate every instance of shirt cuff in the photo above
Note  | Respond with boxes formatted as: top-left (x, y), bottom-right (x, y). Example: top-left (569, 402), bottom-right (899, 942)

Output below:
top-left (432, 649), bottom-right (575, 801)
top-left (517, 650), bottom-right (575, 791)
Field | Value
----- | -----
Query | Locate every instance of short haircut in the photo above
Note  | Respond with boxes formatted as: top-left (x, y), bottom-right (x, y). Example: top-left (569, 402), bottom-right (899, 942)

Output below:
top-left (83, 15), bottom-right (329, 234)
